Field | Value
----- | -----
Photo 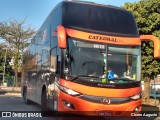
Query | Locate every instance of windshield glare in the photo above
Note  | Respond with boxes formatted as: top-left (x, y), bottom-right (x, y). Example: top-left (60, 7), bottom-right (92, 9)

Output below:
top-left (65, 38), bottom-right (141, 83)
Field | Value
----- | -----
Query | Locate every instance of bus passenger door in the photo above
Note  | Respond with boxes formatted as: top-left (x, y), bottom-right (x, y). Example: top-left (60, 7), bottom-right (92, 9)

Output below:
top-left (27, 70), bottom-right (37, 102)
top-left (47, 73), bottom-right (56, 110)
top-left (47, 47), bottom-right (58, 110)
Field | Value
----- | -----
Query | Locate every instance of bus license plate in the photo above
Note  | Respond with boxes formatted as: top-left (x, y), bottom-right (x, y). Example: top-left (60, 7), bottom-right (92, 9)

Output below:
top-left (98, 111), bottom-right (112, 116)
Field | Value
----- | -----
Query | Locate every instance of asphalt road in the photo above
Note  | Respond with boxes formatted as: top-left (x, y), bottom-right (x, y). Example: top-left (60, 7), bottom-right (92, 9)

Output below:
top-left (0, 94), bottom-right (159, 120)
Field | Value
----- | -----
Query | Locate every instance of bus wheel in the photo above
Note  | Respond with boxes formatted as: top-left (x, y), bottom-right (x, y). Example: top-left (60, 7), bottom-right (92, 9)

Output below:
top-left (23, 88), bottom-right (31, 104)
top-left (41, 88), bottom-right (47, 110)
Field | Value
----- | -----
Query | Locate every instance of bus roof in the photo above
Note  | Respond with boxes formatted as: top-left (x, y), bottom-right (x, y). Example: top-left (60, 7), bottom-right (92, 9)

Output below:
top-left (61, 0), bottom-right (139, 37)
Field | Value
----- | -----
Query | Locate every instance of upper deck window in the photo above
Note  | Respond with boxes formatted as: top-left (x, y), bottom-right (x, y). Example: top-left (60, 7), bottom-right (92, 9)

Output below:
top-left (62, 2), bottom-right (139, 37)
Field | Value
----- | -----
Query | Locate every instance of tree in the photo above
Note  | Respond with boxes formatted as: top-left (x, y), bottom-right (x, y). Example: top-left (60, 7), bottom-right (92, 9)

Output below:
top-left (122, 0), bottom-right (160, 102)
top-left (0, 43), bottom-right (13, 85)
top-left (0, 19), bottom-right (36, 86)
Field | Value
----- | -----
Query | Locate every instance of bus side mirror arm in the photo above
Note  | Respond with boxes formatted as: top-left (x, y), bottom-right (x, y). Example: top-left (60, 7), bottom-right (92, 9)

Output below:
top-left (57, 25), bottom-right (67, 49)
top-left (140, 35), bottom-right (160, 58)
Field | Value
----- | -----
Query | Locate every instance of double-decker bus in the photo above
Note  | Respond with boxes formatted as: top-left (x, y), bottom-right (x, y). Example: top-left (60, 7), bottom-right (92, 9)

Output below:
top-left (21, 0), bottom-right (160, 116)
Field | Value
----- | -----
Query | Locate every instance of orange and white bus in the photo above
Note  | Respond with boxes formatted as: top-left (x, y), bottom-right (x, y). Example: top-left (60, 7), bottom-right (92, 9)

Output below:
top-left (21, 0), bottom-right (160, 116)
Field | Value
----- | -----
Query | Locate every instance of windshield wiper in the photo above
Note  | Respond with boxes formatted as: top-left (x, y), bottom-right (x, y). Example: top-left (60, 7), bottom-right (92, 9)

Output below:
top-left (111, 78), bottom-right (137, 83)
top-left (71, 75), bottom-right (99, 81)
top-left (114, 78), bottom-right (131, 80)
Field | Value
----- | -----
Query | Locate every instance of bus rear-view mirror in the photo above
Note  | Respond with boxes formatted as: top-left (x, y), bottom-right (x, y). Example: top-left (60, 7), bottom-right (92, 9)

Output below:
top-left (140, 35), bottom-right (160, 58)
top-left (57, 25), bottom-right (67, 49)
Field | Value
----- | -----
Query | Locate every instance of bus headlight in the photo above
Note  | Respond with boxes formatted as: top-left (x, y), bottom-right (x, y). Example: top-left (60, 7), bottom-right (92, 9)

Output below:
top-left (130, 94), bottom-right (141, 100)
top-left (66, 89), bottom-right (80, 96)
top-left (56, 82), bottom-right (81, 96)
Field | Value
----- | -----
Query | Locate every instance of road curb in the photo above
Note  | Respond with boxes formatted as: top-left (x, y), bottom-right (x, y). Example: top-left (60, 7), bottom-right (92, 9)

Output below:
top-left (5, 92), bottom-right (21, 96)
top-left (0, 87), bottom-right (21, 95)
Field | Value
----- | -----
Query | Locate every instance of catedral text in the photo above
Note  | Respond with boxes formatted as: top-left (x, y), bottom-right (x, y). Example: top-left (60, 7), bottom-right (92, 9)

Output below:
top-left (89, 35), bottom-right (117, 42)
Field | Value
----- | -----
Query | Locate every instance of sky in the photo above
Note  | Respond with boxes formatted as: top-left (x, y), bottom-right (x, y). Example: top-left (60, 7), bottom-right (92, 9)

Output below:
top-left (0, 0), bottom-right (140, 30)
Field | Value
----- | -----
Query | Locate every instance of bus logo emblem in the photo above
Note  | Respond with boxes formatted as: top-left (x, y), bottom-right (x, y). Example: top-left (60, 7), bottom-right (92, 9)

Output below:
top-left (102, 98), bottom-right (110, 105)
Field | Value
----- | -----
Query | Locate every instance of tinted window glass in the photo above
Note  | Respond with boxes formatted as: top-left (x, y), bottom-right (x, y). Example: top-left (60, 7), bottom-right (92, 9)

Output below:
top-left (63, 2), bottom-right (138, 37)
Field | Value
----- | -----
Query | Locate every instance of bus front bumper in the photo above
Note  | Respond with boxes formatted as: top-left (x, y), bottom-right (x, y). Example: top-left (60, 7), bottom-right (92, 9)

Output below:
top-left (58, 91), bottom-right (142, 116)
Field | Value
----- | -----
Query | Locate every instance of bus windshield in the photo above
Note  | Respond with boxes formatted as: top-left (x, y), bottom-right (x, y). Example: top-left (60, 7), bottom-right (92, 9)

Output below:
top-left (65, 38), bottom-right (141, 82)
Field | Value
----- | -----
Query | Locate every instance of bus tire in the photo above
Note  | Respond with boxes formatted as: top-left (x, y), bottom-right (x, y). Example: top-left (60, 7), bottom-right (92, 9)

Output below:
top-left (23, 87), bottom-right (31, 104)
top-left (41, 88), bottom-right (47, 110)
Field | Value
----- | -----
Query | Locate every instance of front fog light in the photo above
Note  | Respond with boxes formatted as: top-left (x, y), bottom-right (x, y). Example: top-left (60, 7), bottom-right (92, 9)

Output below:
top-left (134, 106), bottom-right (140, 113)
top-left (135, 107), bottom-right (139, 112)
top-left (63, 101), bottom-right (75, 109)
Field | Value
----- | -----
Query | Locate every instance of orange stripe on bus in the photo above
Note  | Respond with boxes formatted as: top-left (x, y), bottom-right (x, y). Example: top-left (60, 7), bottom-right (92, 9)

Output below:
top-left (65, 28), bottom-right (141, 46)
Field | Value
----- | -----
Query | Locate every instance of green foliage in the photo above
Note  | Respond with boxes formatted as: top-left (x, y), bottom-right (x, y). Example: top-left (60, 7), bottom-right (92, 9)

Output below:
top-left (123, 0), bottom-right (160, 80)
top-left (5, 76), bottom-right (14, 87)
top-left (0, 44), bottom-right (14, 83)
top-left (0, 19), bottom-right (36, 71)
top-left (0, 19), bottom-right (36, 86)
